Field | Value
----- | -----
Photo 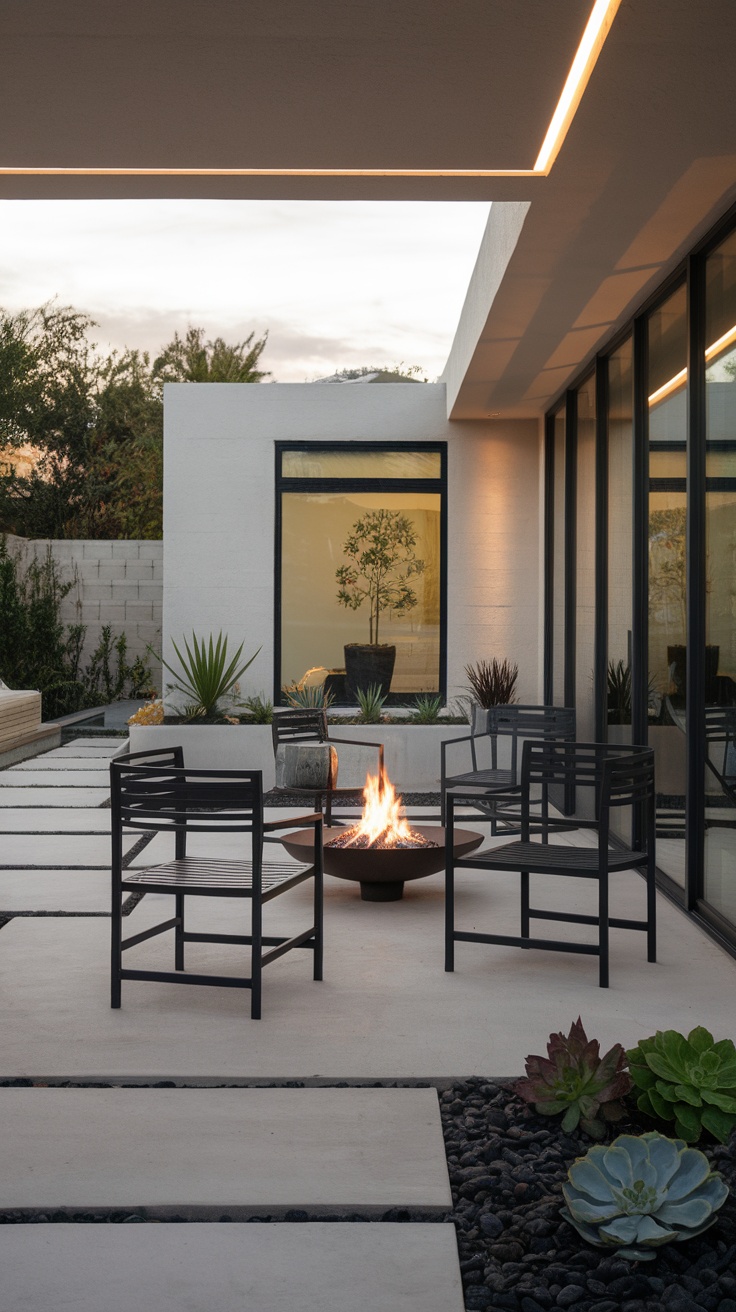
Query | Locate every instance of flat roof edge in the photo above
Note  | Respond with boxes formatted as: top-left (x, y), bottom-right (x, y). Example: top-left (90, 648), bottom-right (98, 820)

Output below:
top-left (442, 202), bottom-right (531, 419)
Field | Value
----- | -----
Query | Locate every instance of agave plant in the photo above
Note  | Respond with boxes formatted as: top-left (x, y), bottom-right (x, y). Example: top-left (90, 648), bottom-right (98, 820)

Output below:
top-left (627, 1027), bottom-right (736, 1144)
top-left (562, 1131), bottom-right (728, 1260)
top-left (284, 682), bottom-right (335, 710)
top-left (160, 632), bottom-right (260, 721)
top-left (356, 683), bottom-right (387, 723)
top-left (516, 1018), bottom-right (632, 1139)
top-left (408, 694), bottom-right (444, 724)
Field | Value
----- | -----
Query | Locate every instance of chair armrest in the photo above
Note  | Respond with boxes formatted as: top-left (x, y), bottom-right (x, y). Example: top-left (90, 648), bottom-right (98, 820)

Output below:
top-left (441, 733), bottom-right (478, 762)
top-left (326, 734), bottom-right (382, 750)
top-left (263, 813), bottom-right (323, 831)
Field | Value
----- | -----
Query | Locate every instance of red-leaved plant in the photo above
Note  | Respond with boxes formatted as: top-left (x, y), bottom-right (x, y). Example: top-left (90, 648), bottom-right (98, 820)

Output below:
top-left (516, 1017), bottom-right (633, 1140)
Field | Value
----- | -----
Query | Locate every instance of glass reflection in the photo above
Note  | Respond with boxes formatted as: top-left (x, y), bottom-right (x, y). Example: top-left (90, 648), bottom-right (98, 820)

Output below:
top-left (704, 229), bottom-right (736, 928)
top-left (576, 375), bottom-right (596, 740)
top-left (648, 283), bottom-right (687, 887)
top-left (552, 408), bottom-right (566, 706)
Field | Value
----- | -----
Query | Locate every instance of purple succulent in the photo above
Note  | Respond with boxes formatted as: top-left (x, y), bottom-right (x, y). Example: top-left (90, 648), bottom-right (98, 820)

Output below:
top-left (516, 1017), bottom-right (633, 1139)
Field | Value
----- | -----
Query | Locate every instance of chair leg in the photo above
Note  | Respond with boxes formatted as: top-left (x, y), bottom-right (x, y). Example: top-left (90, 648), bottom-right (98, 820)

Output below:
top-left (251, 895), bottom-right (262, 1019)
top-left (520, 871), bottom-right (530, 945)
top-left (175, 893), bottom-right (185, 971)
top-left (313, 862), bottom-right (324, 982)
top-left (598, 871), bottom-right (609, 988)
top-left (647, 855), bottom-right (657, 963)
top-left (111, 884), bottom-right (122, 1009)
top-left (445, 868), bottom-right (455, 972)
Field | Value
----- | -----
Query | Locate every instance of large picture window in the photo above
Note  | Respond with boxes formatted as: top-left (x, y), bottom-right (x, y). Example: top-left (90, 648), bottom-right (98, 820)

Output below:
top-left (276, 443), bottom-right (446, 703)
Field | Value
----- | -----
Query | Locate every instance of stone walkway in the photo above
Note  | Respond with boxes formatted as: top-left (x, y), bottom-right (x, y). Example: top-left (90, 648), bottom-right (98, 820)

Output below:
top-left (0, 738), bottom-right (464, 1311)
top-left (3, 737), bottom-right (736, 1310)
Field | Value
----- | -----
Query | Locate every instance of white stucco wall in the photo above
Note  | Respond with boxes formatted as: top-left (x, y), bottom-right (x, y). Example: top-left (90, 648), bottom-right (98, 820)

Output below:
top-left (163, 382), bottom-right (542, 707)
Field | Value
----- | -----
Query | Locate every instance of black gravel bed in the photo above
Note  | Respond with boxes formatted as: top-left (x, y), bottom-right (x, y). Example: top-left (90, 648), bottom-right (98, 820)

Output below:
top-left (441, 1078), bottom-right (736, 1312)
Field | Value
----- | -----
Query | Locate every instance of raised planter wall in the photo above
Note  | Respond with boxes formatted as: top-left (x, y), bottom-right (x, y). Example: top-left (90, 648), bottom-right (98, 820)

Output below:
top-left (129, 723), bottom-right (483, 792)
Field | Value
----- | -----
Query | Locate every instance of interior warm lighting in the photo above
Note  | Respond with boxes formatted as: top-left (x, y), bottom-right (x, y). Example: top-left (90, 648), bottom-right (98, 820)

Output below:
top-left (0, 2), bottom-right (621, 181)
top-left (648, 322), bottom-right (736, 407)
top-left (533, 0), bottom-right (622, 173)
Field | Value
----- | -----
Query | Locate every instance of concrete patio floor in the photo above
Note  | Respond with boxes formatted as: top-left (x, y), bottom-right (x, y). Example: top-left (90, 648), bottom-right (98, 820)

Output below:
top-left (1, 743), bottom-right (734, 1079)
top-left (2, 736), bottom-right (735, 1312)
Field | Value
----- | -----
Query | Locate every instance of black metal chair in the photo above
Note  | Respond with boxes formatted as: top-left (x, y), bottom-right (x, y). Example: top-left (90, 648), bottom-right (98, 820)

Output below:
top-left (440, 704), bottom-right (576, 825)
top-left (445, 739), bottom-right (656, 988)
top-left (705, 706), bottom-right (736, 810)
top-left (272, 709), bottom-right (384, 823)
top-left (110, 746), bottom-right (323, 1019)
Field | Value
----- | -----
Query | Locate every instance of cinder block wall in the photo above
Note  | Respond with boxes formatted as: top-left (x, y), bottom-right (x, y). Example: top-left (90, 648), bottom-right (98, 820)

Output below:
top-left (5, 534), bottom-right (162, 691)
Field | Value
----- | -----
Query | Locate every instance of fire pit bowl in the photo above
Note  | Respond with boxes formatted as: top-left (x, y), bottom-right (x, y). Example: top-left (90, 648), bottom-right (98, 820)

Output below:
top-left (280, 825), bottom-right (483, 901)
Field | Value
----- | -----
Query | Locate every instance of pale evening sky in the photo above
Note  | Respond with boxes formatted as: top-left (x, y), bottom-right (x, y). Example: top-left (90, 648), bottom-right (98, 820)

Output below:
top-left (0, 199), bottom-right (490, 382)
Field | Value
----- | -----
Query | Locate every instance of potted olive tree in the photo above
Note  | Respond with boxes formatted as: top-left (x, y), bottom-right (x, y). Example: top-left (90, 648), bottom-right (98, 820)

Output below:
top-left (335, 508), bottom-right (425, 700)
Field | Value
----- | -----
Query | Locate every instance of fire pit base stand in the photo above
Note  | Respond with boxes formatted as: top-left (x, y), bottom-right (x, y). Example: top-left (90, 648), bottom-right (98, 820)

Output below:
top-left (360, 879), bottom-right (405, 902)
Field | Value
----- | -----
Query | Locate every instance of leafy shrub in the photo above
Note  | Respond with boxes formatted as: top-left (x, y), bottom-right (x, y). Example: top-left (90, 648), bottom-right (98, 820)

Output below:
top-left (335, 508), bottom-right (425, 644)
top-left (408, 694), bottom-right (444, 724)
top-left (240, 693), bottom-right (274, 723)
top-left (516, 1017), bottom-right (632, 1139)
top-left (160, 632), bottom-right (260, 721)
top-left (562, 1130), bottom-right (728, 1260)
top-left (465, 658), bottom-right (518, 708)
top-left (356, 683), bottom-right (387, 723)
top-left (627, 1027), bottom-right (736, 1144)
top-left (0, 536), bottom-right (153, 718)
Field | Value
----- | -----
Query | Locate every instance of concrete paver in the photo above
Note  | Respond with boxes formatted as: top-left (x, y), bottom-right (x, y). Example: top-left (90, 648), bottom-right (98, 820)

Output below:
top-left (0, 1223), bottom-right (464, 1312)
top-left (0, 809), bottom-right (114, 831)
top-left (0, 832), bottom-right (138, 865)
top-left (0, 1087), bottom-right (451, 1212)
top-left (0, 769), bottom-right (112, 787)
top-left (0, 788), bottom-right (110, 807)
top-left (17, 757), bottom-right (119, 770)
top-left (0, 870), bottom-right (112, 913)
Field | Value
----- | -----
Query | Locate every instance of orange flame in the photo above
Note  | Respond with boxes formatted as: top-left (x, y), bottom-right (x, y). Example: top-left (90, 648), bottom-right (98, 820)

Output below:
top-left (343, 764), bottom-right (413, 848)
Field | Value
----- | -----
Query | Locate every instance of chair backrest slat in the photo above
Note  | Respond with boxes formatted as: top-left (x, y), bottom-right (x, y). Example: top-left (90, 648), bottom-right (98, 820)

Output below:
top-left (111, 753), bottom-right (263, 833)
top-left (520, 739), bottom-right (654, 849)
top-left (272, 709), bottom-right (328, 751)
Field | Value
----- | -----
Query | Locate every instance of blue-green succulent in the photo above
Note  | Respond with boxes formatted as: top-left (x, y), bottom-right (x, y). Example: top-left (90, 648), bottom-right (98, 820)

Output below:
top-left (562, 1131), bottom-right (728, 1261)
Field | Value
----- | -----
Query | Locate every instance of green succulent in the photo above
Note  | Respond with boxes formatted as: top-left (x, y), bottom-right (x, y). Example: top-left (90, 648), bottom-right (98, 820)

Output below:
top-left (627, 1027), bottom-right (736, 1144)
top-left (516, 1017), bottom-right (632, 1139)
top-left (408, 694), bottom-right (444, 724)
top-left (283, 682), bottom-right (334, 710)
top-left (562, 1130), bottom-right (729, 1261)
top-left (356, 683), bottom-right (387, 723)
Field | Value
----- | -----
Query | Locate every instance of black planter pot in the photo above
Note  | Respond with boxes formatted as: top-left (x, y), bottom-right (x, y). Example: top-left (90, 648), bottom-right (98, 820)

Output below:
top-left (344, 644), bottom-right (396, 700)
top-left (324, 670), bottom-right (349, 704)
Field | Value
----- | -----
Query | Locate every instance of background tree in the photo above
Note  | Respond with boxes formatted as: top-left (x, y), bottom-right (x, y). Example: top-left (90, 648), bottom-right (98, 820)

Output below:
top-left (152, 326), bottom-right (270, 385)
top-left (0, 306), bottom-right (270, 539)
